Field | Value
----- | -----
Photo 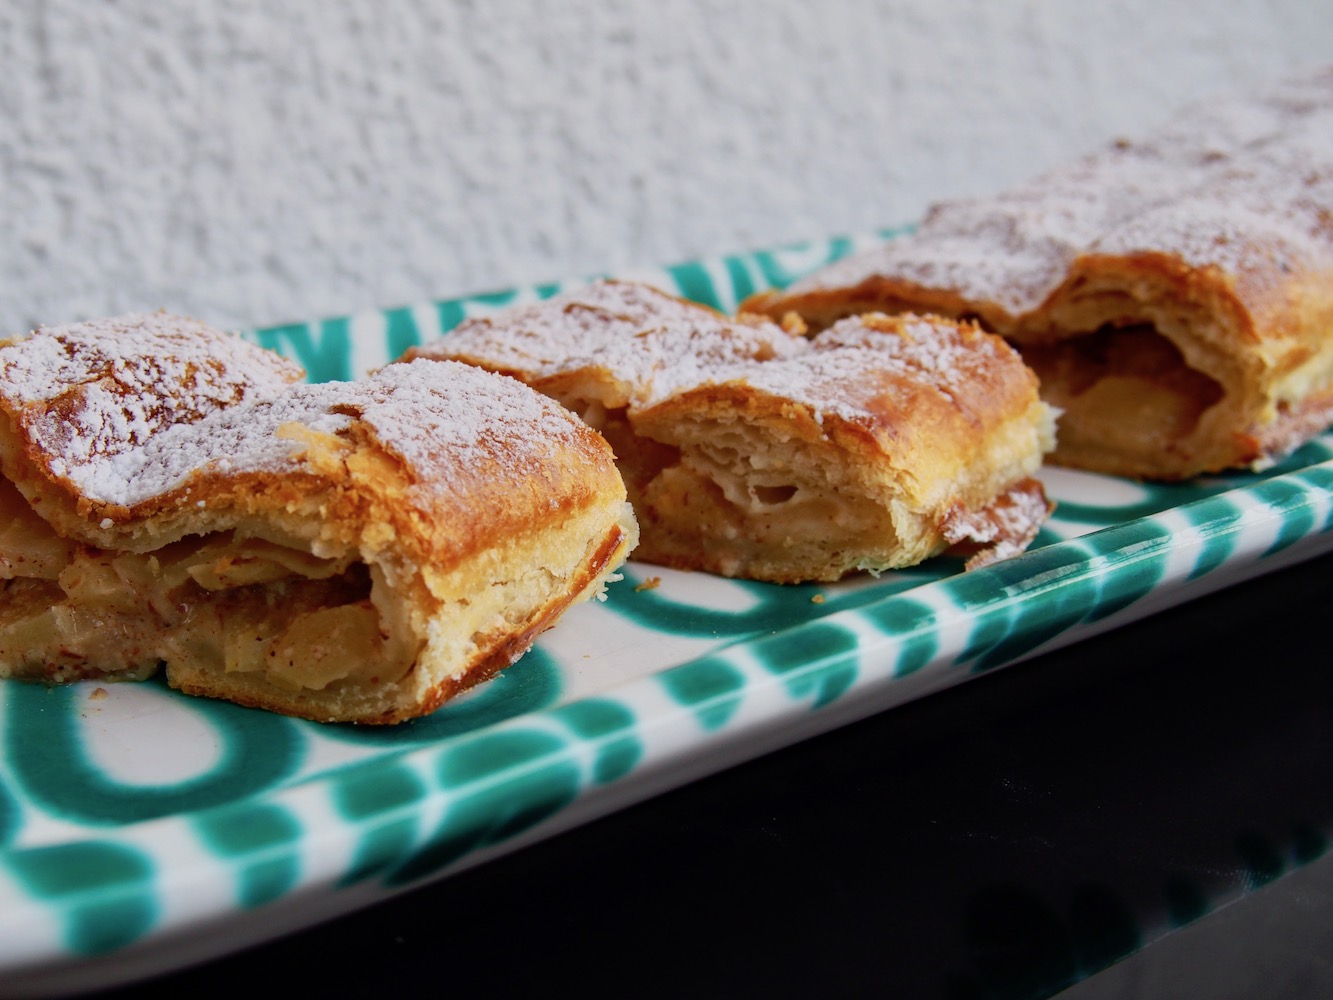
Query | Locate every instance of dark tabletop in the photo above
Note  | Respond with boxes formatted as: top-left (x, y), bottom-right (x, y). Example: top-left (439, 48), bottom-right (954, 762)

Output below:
top-left (94, 549), bottom-right (1333, 999)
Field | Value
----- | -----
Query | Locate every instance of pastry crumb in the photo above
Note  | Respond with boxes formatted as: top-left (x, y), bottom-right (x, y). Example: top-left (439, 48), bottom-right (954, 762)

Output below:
top-left (88, 687), bottom-right (108, 701)
top-left (810, 593), bottom-right (826, 604)
top-left (634, 576), bottom-right (662, 592)
top-left (778, 311), bottom-right (808, 336)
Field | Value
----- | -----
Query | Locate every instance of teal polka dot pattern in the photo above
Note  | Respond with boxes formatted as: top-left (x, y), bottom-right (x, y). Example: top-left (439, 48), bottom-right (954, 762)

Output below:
top-left (4, 841), bottom-right (157, 955)
top-left (754, 620), bottom-right (861, 709)
top-left (332, 761), bottom-right (428, 886)
top-left (192, 802), bottom-right (303, 908)
top-left (658, 657), bottom-right (747, 731)
top-left (861, 598), bottom-right (937, 677)
top-left (255, 316), bottom-right (354, 383)
top-left (548, 700), bottom-right (642, 785)
top-left (385, 730), bottom-right (585, 886)
top-left (2, 230), bottom-right (1332, 986)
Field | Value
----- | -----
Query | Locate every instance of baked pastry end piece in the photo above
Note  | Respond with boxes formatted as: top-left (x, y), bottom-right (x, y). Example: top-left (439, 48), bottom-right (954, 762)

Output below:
top-left (0, 314), bottom-right (637, 724)
top-left (743, 67), bottom-right (1333, 480)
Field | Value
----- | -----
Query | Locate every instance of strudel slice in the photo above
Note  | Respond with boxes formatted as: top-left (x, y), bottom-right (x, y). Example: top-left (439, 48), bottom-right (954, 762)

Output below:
top-left (743, 67), bottom-right (1333, 480)
top-left (0, 313), bottom-right (637, 723)
top-left (403, 281), bottom-right (1055, 581)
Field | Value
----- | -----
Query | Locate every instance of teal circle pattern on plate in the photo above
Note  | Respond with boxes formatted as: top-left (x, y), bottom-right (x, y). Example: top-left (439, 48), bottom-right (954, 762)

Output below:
top-left (2, 230), bottom-right (1333, 986)
top-left (5, 841), bottom-right (157, 955)
top-left (608, 565), bottom-right (947, 639)
top-left (3, 680), bottom-right (304, 825)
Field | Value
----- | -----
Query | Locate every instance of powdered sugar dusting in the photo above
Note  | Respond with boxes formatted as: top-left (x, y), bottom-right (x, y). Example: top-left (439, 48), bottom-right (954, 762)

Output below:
top-left (722, 314), bottom-right (1018, 425)
top-left (1, 314), bottom-right (592, 510)
top-left (941, 479), bottom-right (1051, 570)
top-left (0, 312), bottom-right (304, 492)
top-left (792, 66), bottom-right (1333, 315)
top-left (419, 283), bottom-right (1028, 434)
top-left (335, 359), bottom-right (592, 498)
top-left (419, 280), bottom-right (809, 404)
top-left (63, 359), bottom-right (589, 508)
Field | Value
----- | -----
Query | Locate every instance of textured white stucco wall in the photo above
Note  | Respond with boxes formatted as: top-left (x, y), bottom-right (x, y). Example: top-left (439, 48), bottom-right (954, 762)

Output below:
top-left (1, 1), bottom-right (1331, 334)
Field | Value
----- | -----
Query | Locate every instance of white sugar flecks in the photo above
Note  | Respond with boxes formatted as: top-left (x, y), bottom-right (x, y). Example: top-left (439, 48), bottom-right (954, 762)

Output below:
top-left (428, 280), bottom-right (810, 406)
top-left (791, 66), bottom-right (1333, 316)
top-left (0, 312), bottom-right (305, 500)
top-left (418, 279), bottom-right (1023, 431)
top-left (712, 313), bottom-right (1018, 429)
top-left (0, 313), bottom-right (591, 509)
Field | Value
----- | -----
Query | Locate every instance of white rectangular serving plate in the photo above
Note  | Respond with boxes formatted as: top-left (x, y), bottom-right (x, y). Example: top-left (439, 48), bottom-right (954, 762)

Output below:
top-left (2, 231), bottom-right (1331, 996)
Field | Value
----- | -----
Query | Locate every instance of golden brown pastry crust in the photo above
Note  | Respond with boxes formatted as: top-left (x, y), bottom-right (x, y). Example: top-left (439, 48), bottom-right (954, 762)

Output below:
top-left (743, 67), bottom-right (1333, 480)
top-left (404, 281), bottom-right (1055, 581)
top-left (0, 313), bottom-right (637, 723)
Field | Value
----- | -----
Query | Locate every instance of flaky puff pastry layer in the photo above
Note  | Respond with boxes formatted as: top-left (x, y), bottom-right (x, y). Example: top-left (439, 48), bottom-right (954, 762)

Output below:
top-left (744, 67), bottom-right (1333, 480)
top-left (0, 313), bottom-right (636, 724)
top-left (403, 281), bottom-right (1055, 582)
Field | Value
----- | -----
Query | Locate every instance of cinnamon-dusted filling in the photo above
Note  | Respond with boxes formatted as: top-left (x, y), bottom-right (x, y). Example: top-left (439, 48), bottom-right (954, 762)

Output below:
top-left (1018, 325), bottom-right (1225, 464)
top-left (567, 397), bottom-right (681, 498)
top-left (0, 479), bottom-right (420, 689)
top-left (531, 386), bottom-right (897, 578)
top-left (546, 384), bottom-right (1047, 581)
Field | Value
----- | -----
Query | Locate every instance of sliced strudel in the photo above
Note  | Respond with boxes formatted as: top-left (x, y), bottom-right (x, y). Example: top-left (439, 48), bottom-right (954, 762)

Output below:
top-left (744, 67), bottom-right (1333, 480)
top-left (403, 281), bottom-right (1055, 581)
top-left (0, 313), bottom-right (637, 723)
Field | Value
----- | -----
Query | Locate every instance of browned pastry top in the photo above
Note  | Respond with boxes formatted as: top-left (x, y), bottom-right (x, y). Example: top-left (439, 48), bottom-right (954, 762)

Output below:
top-left (774, 66), bottom-right (1333, 329)
top-left (406, 279), bottom-right (809, 407)
top-left (741, 67), bottom-right (1333, 480)
top-left (0, 312), bottom-right (304, 491)
top-left (0, 313), bottom-right (620, 567)
top-left (413, 280), bottom-right (1033, 432)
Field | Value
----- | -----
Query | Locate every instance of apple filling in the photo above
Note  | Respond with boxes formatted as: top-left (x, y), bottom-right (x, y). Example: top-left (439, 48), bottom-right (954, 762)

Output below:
top-left (568, 398), bottom-right (680, 496)
top-left (1018, 325), bottom-right (1224, 462)
top-left (561, 395), bottom-right (873, 571)
top-left (0, 479), bottom-right (420, 690)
